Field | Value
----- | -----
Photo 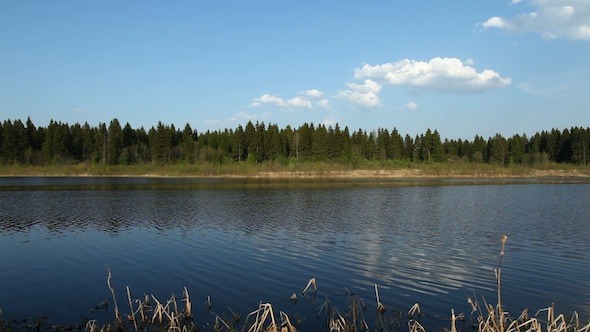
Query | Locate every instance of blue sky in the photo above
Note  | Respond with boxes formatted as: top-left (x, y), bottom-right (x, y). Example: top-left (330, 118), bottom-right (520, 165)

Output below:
top-left (1, 1), bottom-right (589, 140)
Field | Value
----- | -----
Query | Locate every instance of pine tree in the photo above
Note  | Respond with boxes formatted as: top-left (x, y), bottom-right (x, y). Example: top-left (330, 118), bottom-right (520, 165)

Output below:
top-left (180, 123), bottom-right (196, 163)
top-left (390, 128), bottom-right (404, 160)
top-left (312, 124), bottom-right (328, 161)
top-left (107, 119), bottom-right (123, 164)
top-left (487, 134), bottom-right (508, 165)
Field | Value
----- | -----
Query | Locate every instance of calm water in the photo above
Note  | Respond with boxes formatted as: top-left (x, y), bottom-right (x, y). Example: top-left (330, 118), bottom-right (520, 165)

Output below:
top-left (0, 177), bottom-right (589, 330)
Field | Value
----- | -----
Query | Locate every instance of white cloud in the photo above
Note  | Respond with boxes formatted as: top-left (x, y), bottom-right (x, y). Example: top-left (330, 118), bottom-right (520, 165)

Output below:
top-left (287, 96), bottom-right (312, 108)
top-left (510, 0), bottom-right (523, 4)
top-left (250, 93), bottom-right (312, 109)
top-left (482, 16), bottom-right (513, 29)
top-left (229, 111), bottom-right (254, 122)
top-left (317, 99), bottom-right (330, 109)
top-left (300, 89), bottom-right (324, 98)
top-left (354, 57), bottom-right (510, 94)
top-left (337, 79), bottom-right (382, 107)
top-left (405, 101), bottom-right (418, 110)
top-left (480, 0), bottom-right (590, 40)
top-left (250, 89), bottom-right (327, 109)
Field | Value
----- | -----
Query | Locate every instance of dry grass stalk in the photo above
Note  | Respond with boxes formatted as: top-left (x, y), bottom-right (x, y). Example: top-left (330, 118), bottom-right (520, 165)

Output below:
top-left (328, 312), bottom-right (347, 332)
top-left (570, 312), bottom-right (590, 332)
top-left (409, 319), bottom-right (426, 332)
top-left (125, 286), bottom-right (138, 332)
top-left (85, 319), bottom-right (99, 332)
top-left (135, 298), bottom-right (146, 323)
top-left (345, 290), bottom-right (368, 331)
top-left (496, 235), bottom-right (508, 332)
top-left (206, 296), bottom-right (213, 310)
top-left (228, 307), bottom-right (241, 326)
top-left (301, 278), bottom-right (317, 296)
top-left (171, 294), bottom-right (179, 317)
top-left (106, 268), bottom-right (121, 327)
top-left (182, 287), bottom-right (193, 319)
top-left (168, 312), bottom-right (181, 332)
top-left (151, 294), bottom-right (167, 324)
top-left (243, 303), bottom-right (278, 332)
top-left (213, 314), bottom-right (232, 331)
top-left (450, 309), bottom-right (463, 332)
top-left (279, 311), bottom-right (296, 332)
top-left (409, 303), bottom-right (421, 320)
top-left (375, 284), bottom-right (386, 314)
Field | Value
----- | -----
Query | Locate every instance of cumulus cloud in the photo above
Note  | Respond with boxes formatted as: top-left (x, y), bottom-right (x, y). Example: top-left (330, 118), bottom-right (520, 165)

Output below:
top-left (229, 111), bottom-right (254, 122)
top-left (250, 93), bottom-right (312, 109)
top-left (317, 99), bottom-right (330, 109)
top-left (337, 79), bottom-right (382, 107)
top-left (300, 89), bottom-right (324, 98)
top-left (480, 0), bottom-right (590, 40)
top-left (354, 57), bottom-right (510, 94)
top-left (250, 89), bottom-right (326, 110)
top-left (286, 96), bottom-right (313, 108)
top-left (405, 101), bottom-right (418, 110)
top-left (482, 16), bottom-right (513, 29)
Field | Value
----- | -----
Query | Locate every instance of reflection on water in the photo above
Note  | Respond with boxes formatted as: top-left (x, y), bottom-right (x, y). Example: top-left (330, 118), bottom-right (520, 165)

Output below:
top-left (0, 177), bottom-right (589, 329)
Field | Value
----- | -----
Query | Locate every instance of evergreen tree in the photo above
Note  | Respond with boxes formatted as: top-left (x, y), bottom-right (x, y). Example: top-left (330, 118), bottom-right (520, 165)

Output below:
top-left (472, 135), bottom-right (486, 163)
top-left (507, 134), bottom-right (527, 164)
top-left (107, 119), bottom-right (123, 164)
top-left (234, 125), bottom-right (246, 161)
top-left (70, 123), bottom-right (84, 161)
top-left (570, 127), bottom-right (588, 164)
top-left (253, 122), bottom-right (266, 163)
top-left (403, 134), bottom-right (414, 161)
top-left (487, 134), bottom-right (508, 165)
top-left (1, 120), bottom-right (29, 164)
top-left (281, 125), bottom-right (295, 159)
top-left (312, 124), bottom-right (328, 160)
top-left (390, 128), bottom-right (404, 160)
top-left (376, 128), bottom-right (390, 160)
top-left (557, 129), bottom-right (572, 163)
top-left (81, 122), bottom-right (95, 162)
top-left (295, 123), bottom-right (313, 159)
top-left (418, 129), bottom-right (444, 162)
top-left (244, 121), bottom-right (256, 160)
top-left (180, 123), bottom-right (196, 163)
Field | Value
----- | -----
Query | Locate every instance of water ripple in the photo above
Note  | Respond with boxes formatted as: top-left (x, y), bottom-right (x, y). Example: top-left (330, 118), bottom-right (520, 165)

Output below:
top-left (0, 179), bottom-right (589, 327)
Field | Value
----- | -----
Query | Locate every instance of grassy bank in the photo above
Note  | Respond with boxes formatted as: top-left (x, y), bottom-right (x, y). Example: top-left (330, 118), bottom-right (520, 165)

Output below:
top-left (1, 161), bottom-right (590, 178)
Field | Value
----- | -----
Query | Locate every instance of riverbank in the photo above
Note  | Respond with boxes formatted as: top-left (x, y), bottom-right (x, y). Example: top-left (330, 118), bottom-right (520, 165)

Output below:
top-left (1, 161), bottom-right (590, 179)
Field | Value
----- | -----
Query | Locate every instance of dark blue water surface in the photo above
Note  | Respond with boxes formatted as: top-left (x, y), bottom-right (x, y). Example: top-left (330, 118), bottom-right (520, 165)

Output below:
top-left (0, 177), bottom-right (589, 330)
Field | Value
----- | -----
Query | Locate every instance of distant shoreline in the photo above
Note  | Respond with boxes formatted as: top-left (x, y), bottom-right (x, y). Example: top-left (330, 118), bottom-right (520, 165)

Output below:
top-left (1, 163), bottom-right (589, 179)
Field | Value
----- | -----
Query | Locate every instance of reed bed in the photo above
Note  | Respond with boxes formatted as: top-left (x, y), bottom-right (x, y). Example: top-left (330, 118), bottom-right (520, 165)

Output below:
top-left (1, 236), bottom-right (589, 332)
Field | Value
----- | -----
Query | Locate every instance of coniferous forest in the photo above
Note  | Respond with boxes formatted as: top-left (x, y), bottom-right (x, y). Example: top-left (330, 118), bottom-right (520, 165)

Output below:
top-left (0, 117), bottom-right (589, 167)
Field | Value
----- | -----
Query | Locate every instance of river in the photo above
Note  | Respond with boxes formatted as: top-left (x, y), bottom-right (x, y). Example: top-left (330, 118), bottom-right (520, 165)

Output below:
top-left (0, 177), bottom-right (589, 330)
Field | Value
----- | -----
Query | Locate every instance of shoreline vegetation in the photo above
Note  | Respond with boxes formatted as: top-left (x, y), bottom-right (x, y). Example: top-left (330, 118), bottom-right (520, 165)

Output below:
top-left (1, 161), bottom-right (590, 179)
top-left (1, 237), bottom-right (589, 332)
top-left (1, 118), bottom-right (589, 178)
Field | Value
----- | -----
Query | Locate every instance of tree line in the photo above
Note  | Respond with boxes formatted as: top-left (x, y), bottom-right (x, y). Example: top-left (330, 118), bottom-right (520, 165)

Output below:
top-left (0, 117), bottom-right (588, 166)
